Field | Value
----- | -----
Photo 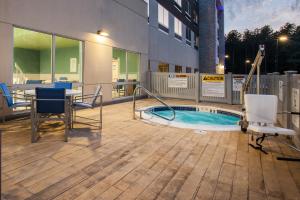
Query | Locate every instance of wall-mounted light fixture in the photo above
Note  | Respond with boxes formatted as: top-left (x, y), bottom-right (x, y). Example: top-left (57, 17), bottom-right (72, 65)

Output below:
top-left (97, 30), bottom-right (109, 37)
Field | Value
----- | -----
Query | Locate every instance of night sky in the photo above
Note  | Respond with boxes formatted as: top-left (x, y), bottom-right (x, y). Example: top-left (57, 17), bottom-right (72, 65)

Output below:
top-left (224, 0), bottom-right (300, 34)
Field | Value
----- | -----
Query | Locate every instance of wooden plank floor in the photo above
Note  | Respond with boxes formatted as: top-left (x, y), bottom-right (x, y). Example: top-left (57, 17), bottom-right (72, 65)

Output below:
top-left (1, 99), bottom-right (300, 200)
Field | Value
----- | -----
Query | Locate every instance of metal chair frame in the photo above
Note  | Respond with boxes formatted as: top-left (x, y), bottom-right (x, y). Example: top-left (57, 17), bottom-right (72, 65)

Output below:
top-left (72, 87), bottom-right (103, 131)
top-left (31, 93), bottom-right (71, 143)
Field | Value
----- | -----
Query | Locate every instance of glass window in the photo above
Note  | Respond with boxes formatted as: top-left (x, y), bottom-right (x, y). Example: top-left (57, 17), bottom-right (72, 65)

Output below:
top-left (158, 63), bottom-right (169, 72)
top-left (175, 65), bottom-right (182, 73)
top-left (186, 27), bottom-right (191, 45)
top-left (127, 52), bottom-right (140, 81)
top-left (158, 3), bottom-right (169, 29)
top-left (144, 0), bottom-right (149, 17)
top-left (186, 67), bottom-right (192, 73)
top-left (185, 1), bottom-right (192, 16)
top-left (174, 17), bottom-right (182, 37)
top-left (112, 48), bottom-right (140, 98)
top-left (13, 27), bottom-right (83, 85)
top-left (194, 33), bottom-right (199, 49)
top-left (13, 27), bottom-right (52, 84)
top-left (186, 28), bottom-right (191, 41)
top-left (175, 0), bottom-right (182, 7)
top-left (54, 36), bottom-right (83, 83)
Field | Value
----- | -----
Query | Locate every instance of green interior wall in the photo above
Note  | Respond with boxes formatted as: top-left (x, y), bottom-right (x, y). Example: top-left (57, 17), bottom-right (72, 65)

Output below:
top-left (112, 49), bottom-right (139, 75)
top-left (55, 47), bottom-right (80, 74)
top-left (40, 49), bottom-right (51, 73)
top-left (13, 48), bottom-right (40, 73)
top-left (113, 48), bottom-right (126, 74)
top-left (14, 46), bottom-right (80, 74)
top-left (127, 52), bottom-right (139, 74)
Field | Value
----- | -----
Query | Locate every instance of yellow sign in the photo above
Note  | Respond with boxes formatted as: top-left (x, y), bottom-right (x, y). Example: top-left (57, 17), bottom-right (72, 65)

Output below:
top-left (202, 75), bottom-right (224, 82)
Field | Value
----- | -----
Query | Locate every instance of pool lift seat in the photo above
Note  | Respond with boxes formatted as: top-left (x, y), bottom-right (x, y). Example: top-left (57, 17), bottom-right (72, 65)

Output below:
top-left (245, 93), bottom-right (300, 161)
top-left (240, 45), bottom-right (300, 161)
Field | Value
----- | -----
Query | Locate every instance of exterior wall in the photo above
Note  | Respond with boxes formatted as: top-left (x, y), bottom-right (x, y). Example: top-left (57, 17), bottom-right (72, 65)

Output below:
top-left (198, 0), bottom-right (225, 73)
top-left (217, 1), bottom-right (225, 68)
top-left (0, 0), bottom-right (148, 104)
top-left (148, 0), bottom-right (199, 72)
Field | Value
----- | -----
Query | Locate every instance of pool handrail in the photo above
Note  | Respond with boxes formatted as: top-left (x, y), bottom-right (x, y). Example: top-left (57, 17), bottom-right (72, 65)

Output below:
top-left (133, 85), bottom-right (176, 121)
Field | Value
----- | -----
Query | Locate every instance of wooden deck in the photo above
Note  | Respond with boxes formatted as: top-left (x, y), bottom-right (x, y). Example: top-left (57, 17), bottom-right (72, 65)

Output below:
top-left (1, 99), bottom-right (300, 200)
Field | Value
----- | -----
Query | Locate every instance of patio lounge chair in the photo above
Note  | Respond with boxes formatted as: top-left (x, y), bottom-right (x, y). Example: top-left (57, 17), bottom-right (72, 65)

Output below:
top-left (72, 85), bottom-right (102, 131)
top-left (54, 82), bottom-right (73, 89)
top-left (0, 83), bottom-right (31, 121)
top-left (31, 88), bottom-right (70, 142)
top-left (245, 94), bottom-right (300, 160)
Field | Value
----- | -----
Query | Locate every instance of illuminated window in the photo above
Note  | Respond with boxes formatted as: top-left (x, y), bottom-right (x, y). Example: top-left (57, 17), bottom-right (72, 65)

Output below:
top-left (13, 27), bottom-right (83, 84)
top-left (175, 65), bottom-right (182, 73)
top-left (174, 0), bottom-right (182, 7)
top-left (174, 17), bottom-right (182, 38)
top-left (158, 63), bottom-right (169, 72)
top-left (112, 48), bottom-right (140, 98)
top-left (158, 3), bottom-right (169, 30)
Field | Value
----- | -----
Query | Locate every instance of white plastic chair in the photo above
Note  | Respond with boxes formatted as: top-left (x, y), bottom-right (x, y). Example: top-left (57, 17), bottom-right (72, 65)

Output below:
top-left (245, 94), bottom-right (299, 158)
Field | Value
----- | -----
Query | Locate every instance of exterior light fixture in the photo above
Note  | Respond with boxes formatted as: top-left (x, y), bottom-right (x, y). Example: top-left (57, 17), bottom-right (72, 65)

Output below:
top-left (225, 54), bottom-right (229, 59)
top-left (245, 59), bottom-right (251, 64)
top-left (278, 35), bottom-right (288, 42)
top-left (97, 30), bottom-right (109, 37)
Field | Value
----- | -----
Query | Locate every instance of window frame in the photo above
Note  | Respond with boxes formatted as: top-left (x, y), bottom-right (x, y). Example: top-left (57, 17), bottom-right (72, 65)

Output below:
top-left (186, 27), bottom-right (192, 46)
top-left (174, 17), bottom-right (182, 40)
top-left (174, 0), bottom-right (182, 7)
top-left (158, 3), bottom-right (169, 32)
top-left (13, 26), bottom-right (84, 85)
top-left (112, 47), bottom-right (141, 83)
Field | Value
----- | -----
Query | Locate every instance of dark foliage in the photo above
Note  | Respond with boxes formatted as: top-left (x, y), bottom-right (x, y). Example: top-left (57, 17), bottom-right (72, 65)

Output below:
top-left (225, 23), bottom-right (300, 74)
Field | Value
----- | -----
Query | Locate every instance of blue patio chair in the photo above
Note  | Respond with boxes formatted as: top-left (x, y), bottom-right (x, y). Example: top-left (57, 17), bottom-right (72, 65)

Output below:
top-left (0, 83), bottom-right (31, 121)
top-left (54, 82), bottom-right (73, 89)
top-left (26, 80), bottom-right (43, 84)
top-left (31, 88), bottom-right (70, 142)
top-left (72, 85), bottom-right (102, 131)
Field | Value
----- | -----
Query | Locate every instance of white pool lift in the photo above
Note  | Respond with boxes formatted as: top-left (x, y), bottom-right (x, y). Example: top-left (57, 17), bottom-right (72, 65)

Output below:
top-left (241, 45), bottom-right (300, 161)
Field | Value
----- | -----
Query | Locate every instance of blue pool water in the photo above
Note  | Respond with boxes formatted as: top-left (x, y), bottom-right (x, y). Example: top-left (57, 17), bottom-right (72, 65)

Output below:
top-left (151, 110), bottom-right (240, 125)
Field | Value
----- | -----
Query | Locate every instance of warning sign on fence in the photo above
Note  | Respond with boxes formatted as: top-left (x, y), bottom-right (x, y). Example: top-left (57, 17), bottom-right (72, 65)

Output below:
top-left (232, 76), bottom-right (245, 92)
top-left (168, 74), bottom-right (188, 88)
top-left (202, 75), bottom-right (225, 97)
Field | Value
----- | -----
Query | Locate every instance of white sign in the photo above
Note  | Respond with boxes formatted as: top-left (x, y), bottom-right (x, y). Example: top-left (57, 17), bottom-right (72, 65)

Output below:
top-left (202, 75), bottom-right (225, 97)
top-left (112, 59), bottom-right (119, 82)
top-left (279, 80), bottom-right (283, 101)
top-left (70, 58), bottom-right (77, 73)
top-left (292, 88), bottom-right (299, 128)
top-left (232, 76), bottom-right (245, 92)
top-left (168, 74), bottom-right (188, 88)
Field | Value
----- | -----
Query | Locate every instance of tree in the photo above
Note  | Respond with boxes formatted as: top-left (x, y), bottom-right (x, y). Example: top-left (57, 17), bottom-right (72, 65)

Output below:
top-left (225, 23), bottom-right (300, 74)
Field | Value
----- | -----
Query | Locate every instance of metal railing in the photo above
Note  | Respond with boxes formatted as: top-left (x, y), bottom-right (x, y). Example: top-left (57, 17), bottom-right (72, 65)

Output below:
top-left (133, 85), bottom-right (176, 121)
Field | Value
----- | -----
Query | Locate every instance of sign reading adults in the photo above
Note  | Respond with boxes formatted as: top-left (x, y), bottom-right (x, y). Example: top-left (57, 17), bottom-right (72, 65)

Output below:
top-left (202, 75), bottom-right (225, 97)
top-left (168, 74), bottom-right (188, 88)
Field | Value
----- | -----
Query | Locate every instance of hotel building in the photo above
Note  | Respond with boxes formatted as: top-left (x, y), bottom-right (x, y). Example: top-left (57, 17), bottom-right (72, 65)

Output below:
top-left (0, 0), bottom-right (224, 109)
